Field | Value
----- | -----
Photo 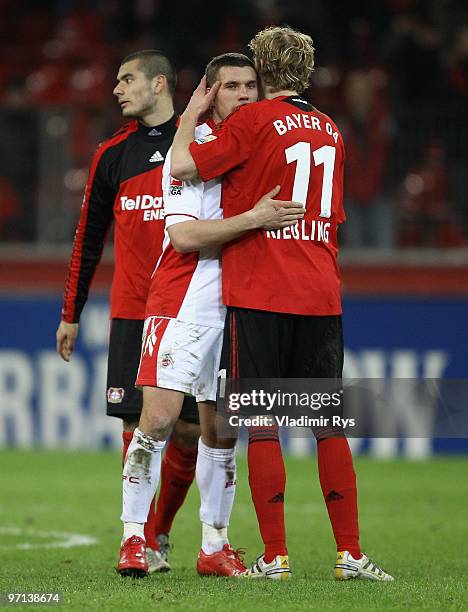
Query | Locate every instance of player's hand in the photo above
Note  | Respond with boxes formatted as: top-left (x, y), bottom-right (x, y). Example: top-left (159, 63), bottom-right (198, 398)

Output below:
top-left (184, 76), bottom-right (221, 120)
top-left (250, 186), bottom-right (305, 230)
top-left (56, 321), bottom-right (79, 362)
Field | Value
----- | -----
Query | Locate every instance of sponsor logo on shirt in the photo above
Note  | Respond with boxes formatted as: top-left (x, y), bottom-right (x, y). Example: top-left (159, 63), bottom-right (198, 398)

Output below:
top-left (120, 194), bottom-right (164, 221)
top-left (169, 176), bottom-right (184, 197)
top-left (107, 387), bottom-right (125, 403)
top-left (195, 134), bottom-right (217, 144)
top-left (149, 150), bottom-right (164, 162)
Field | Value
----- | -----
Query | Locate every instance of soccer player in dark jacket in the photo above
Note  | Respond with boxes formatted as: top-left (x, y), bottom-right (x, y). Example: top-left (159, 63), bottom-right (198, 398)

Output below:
top-left (56, 50), bottom-right (199, 573)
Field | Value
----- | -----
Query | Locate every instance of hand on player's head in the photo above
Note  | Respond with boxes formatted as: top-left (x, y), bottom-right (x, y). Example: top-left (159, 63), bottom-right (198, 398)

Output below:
top-left (186, 76), bottom-right (221, 119)
top-left (251, 185), bottom-right (305, 230)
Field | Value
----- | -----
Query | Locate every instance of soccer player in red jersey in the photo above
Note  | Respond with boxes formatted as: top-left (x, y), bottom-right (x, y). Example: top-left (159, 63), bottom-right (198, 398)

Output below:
top-left (118, 53), bottom-right (303, 578)
top-left (56, 50), bottom-right (200, 574)
top-left (171, 27), bottom-right (394, 581)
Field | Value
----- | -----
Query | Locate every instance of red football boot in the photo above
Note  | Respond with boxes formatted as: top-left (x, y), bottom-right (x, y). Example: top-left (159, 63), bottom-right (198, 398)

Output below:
top-left (117, 536), bottom-right (148, 578)
top-left (197, 544), bottom-right (246, 577)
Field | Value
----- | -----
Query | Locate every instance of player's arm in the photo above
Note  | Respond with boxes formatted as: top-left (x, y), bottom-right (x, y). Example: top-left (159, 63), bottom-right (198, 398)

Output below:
top-left (171, 76), bottom-right (220, 180)
top-left (57, 148), bottom-right (115, 361)
top-left (168, 186), bottom-right (304, 253)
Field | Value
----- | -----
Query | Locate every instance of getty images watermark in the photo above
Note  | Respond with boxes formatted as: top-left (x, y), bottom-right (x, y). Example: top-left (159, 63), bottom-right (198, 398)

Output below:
top-left (226, 388), bottom-right (354, 429)
top-left (216, 378), bottom-right (468, 438)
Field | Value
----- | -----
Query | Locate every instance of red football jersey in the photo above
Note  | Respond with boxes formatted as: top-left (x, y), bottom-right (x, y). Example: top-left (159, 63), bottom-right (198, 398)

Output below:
top-left (189, 96), bottom-right (346, 315)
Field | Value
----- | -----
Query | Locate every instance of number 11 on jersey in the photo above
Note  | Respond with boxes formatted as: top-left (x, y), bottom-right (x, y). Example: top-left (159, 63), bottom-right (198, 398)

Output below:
top-left (285, 143), bottom-right (336, 218)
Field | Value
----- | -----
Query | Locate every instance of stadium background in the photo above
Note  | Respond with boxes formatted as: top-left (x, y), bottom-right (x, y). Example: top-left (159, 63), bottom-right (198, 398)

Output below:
top-left (0, 0), bottom-right (467, 456)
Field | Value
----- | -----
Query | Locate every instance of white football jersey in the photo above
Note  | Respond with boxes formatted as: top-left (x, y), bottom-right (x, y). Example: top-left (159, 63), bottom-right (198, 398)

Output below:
top-left (145, 122), bottom-right (226, 329)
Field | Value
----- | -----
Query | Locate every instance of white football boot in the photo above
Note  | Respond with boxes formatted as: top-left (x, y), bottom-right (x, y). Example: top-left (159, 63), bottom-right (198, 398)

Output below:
top-left (335, 551), bottom-right (394, 581)
top-left (146, 547), bottom-right (171, 574)
top-left (242, 554), bottom-right (291, 580)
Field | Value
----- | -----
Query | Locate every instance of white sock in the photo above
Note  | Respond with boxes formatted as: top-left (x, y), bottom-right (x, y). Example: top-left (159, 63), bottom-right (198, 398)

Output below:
top-left (123, 522), bottom-right (144, 541)
top-left (121, 428), bottom-right (165, 528)
top-left (202, 523), bottom-right (228, 555)
top-left (196, 438), bottom-right (237, 554)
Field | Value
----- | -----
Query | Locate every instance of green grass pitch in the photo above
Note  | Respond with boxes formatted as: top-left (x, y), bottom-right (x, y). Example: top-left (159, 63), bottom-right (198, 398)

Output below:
top-left (0, 451), bottom-right (466, 610)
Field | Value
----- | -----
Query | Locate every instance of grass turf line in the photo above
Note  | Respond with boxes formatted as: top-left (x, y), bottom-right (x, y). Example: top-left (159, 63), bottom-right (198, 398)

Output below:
top-left (0, 451), bottom-right (466, 611)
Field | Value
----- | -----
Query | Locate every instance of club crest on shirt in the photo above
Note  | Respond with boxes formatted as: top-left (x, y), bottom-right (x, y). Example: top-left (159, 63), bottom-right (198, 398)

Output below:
top-left (107, 387), bottom-right (125, 403)
top-left (169, 176), bottom-right (184, 196)
top-left (195, 134), bottom-right (217, 144)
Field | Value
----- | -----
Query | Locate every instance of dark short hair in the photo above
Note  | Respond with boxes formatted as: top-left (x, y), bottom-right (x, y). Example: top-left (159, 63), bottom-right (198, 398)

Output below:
top-left (121, 49), bottom-right (177, 95)
top-left (205, 53), bottom-right (256, 87)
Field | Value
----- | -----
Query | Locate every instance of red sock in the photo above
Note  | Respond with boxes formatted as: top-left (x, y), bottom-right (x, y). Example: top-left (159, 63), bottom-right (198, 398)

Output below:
top-left (153, 438), bottom-right (197, 537)
top-left (122, 431), bottom-right (158, 549)
top-left (144, 499), bottom-right (158, 550)
top-left (247, 427), bottom-right (287, 563)
top-left (317, 436), bottom-right (361, 558)
top-left (122, 431), bottom-right (133, 461)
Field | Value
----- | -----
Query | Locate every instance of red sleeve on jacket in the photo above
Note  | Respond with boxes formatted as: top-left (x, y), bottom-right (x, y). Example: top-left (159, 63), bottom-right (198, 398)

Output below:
top-left (61, 144), bottom-right (115, 323)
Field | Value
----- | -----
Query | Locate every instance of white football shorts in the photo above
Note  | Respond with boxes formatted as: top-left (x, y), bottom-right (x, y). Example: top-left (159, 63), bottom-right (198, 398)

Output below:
top-left (136, 316), bottom-right (223, 402)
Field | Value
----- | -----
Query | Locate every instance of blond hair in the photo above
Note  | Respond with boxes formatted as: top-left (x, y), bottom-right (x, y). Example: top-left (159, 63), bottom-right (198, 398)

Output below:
top-left (249, 26), bottom-right (315, 94)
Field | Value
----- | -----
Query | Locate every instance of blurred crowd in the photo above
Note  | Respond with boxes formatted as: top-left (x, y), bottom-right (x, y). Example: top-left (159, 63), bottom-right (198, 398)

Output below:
top-left (0, 0), bottom-right (466, 247)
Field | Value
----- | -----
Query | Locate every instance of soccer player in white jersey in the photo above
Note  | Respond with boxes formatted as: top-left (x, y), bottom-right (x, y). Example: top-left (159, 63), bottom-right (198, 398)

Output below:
top-left (117, 53), bottom-right (305, 577)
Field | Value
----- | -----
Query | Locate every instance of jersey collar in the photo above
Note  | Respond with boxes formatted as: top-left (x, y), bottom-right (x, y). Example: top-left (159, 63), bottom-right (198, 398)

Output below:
top-left (206, 116), bottom-right (217, 130)
top-left (137, 113), bottom-right (178, 141)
